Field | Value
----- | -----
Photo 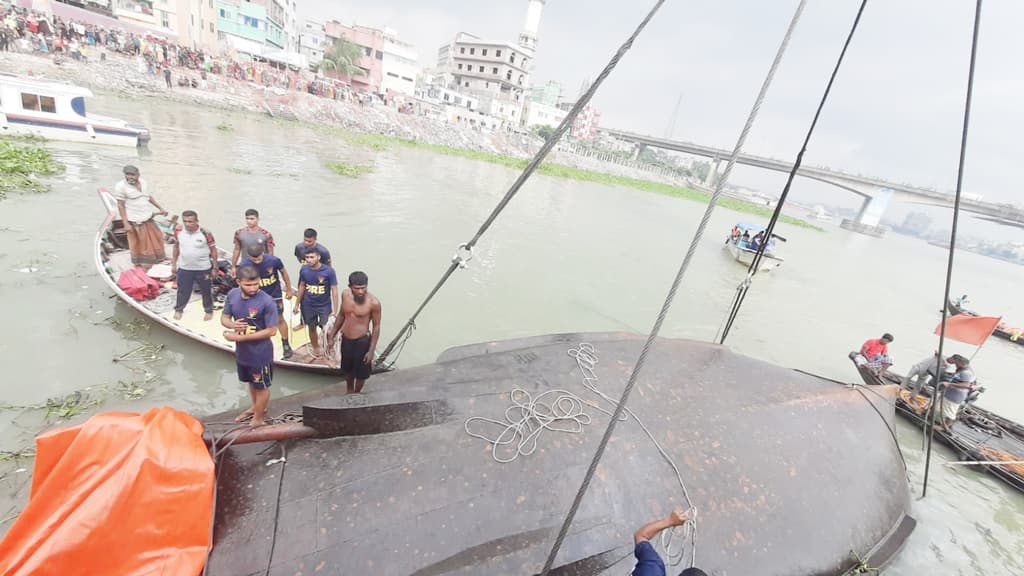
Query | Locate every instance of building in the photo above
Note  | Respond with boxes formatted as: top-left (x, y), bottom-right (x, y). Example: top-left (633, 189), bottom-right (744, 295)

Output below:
top-left (113, 0), bottom-right (160, 29)
top-left (570, 103), bottom-right (601, 141)
top-left (380, 27), bottom-right (419, 98)
top-left (216, 0), bottom-right (268, 57)
top-left (529, 80), bottom-right (561, 107)
top-left (433, 1), bottom-right (547, 129)
top-left (523, 100), bottom-right (566, 129)
top-left (436, 32), bottom-right (533, 125)
top-left (299, 19), bottom-right (326, 66)
top-left (175, 0), bottom-right (219, 52)
top-left (249, 0), bottom-right (294, 51)
top-left (324, 21), bottom-right (385, 93)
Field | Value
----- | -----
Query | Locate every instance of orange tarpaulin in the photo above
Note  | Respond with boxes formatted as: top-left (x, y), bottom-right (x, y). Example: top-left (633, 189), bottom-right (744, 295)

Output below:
top-left (934, 314), bottom-right (1002, 346)
top-left (0, 408), bottom-right (214, 576)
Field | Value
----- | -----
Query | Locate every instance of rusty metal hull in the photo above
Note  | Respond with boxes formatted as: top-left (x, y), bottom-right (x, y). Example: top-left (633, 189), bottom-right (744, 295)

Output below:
top-left (204, 333), bottom-right (913, 575)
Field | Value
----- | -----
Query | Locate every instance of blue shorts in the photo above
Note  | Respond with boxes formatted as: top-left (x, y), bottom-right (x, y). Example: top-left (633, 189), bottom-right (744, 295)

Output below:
top-left (301, 304), bottom-right (331, 327)
top-left (237, 363), bottom-right (273, 390)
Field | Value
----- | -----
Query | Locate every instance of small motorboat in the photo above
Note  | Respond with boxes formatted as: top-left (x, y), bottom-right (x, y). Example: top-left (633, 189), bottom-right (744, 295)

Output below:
top-left (0, 73), bottom-right (150, 147)
top-left (724, 222), bottom-right (785, 272)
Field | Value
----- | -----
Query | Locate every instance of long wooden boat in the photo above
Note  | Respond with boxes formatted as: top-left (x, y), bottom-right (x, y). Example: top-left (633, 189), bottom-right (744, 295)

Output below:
top-left (850, 359), bottom-right (1024, 493)
top-left (203, 333), bottom-right (915, 575)
top-left (96, 188), bottom-right (350, 375)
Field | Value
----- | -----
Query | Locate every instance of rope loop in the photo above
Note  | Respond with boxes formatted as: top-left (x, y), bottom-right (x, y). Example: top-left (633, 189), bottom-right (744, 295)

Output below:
top-left (452, 243), bottom-right (474, 269)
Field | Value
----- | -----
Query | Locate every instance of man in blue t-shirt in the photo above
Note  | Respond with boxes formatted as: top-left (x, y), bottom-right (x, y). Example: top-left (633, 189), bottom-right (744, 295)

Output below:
top-left (293, 247), bottom-right (338, 357)
top-left (221, 266), bottom-right (279, 427)
top-left (239, 243), bottom-right (295, 359)
top-left (293, 227), bottom-right (331, 267)
top-left (631, 509), bottom-right (706, 576)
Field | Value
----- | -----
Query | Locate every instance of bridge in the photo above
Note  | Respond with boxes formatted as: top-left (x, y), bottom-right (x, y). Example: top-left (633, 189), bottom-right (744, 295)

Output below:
top-left (604, 129), bottom-right (1024, 232)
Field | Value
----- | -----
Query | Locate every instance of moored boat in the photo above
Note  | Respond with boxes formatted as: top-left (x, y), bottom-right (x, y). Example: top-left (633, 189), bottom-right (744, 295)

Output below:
top-left (945, 297), bottom-right (1024, 346)
top-left (724, 222), bottom-right (785, 272)
top-left (95, 188), bottom-right (358, 375)
top-left (0, 73), bottom-right (150, 147)
top-left (850, 360), bottom-right (1024, 493)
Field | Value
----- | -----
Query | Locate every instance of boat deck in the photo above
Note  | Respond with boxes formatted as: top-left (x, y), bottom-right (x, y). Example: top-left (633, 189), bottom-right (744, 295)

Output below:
top-left (202, 333), bottom-right (913, 576)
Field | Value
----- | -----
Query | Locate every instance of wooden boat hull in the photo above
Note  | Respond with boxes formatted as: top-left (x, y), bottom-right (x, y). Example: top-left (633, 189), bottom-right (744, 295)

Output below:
top-left (204, 333), bottom-right (914, 575)
top-left (849, 360), bottom-right (1024, 493)
top-left (95, 189), bottom-right (368, 376)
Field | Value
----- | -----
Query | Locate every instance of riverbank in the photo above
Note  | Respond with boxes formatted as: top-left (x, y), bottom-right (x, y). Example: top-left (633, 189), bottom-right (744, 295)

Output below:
top-left (0, 51), bottom-right (816, 228)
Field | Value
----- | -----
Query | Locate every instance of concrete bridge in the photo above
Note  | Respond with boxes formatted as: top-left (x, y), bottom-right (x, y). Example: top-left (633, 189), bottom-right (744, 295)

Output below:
top-left (605, 129), bottom-right (1024, 232)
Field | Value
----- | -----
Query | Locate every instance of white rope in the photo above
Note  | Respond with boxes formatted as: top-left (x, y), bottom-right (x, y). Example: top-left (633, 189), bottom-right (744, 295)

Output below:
top-left (463, 343), bottom-right (696, 567)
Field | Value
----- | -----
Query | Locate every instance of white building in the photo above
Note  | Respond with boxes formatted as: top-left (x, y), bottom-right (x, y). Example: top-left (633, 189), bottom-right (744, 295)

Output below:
top-left (299, 19), bottom-right (326, 65)
top-left (524, 100), bottom-right (566, 129)
top-left (418, 85), bottom-right (478, 111)
top-left (381, 28), bottom-right (419, 98)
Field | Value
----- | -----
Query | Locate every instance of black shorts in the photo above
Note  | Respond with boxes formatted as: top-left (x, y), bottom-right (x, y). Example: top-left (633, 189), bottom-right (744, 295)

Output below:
top-left (301, 304), bottom-right (331, 327)
top-left (237, 362), bottom-right (273, 390)
top-left (341, 335), bottom-right (372, 380)
top-left (274, 299), bottom-right (284, 315)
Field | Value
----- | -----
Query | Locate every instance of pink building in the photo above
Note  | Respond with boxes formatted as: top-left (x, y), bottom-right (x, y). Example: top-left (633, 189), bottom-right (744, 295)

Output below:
top-left (323, 21), bottom-right (384, 94)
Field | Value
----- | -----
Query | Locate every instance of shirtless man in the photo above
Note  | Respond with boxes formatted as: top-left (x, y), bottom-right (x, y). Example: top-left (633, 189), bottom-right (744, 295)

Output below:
top-left (327, 271), bottom-right (381, 393)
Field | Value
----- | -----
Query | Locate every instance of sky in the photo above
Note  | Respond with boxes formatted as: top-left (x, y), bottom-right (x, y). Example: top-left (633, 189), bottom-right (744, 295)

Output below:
top-left (301, 0), bottom-right (1024, 212)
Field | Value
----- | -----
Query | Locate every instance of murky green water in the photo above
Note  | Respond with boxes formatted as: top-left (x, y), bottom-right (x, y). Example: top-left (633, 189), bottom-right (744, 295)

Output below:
top-left (1, 96), bottom-right (1021, 574)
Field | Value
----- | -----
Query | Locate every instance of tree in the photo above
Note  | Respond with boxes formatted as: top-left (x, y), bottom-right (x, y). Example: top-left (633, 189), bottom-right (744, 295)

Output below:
top-left (318, 38), bottom-right (366, 79)
top-left (533, 124), bottom-right (557, 142)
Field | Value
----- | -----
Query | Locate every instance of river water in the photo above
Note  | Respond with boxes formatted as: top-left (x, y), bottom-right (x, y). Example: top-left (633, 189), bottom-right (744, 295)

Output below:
top-left (1, 97), bottom-right (1022, 574)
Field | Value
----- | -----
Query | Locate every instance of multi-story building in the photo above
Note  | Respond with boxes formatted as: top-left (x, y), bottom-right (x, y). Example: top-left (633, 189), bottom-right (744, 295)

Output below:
top-left (249, 0), bottom-right (295, 51)
top-left (176, 0), bottom-right (219, 52)
top-left (299, 19), bottom-right (326, 66)
top-left (114, 0), bottom-right (161, 29)
top-left (436, 32), bottom-right (533, 125)
top-left (324, 21), bottom-right (384, 93)
top-left (433, 1), bottom-right (547, 129)
top-left (216, 0), bottom-right (268, 56)
top-left (381, 28), bottom-right (418, 98)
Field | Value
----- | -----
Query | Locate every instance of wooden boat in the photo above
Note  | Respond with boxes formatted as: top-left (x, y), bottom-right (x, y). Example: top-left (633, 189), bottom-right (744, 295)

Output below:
top-left (95, 188), bottom-right (354, 375)
top-left (724, 222), bottom-right (784, 272)
top-left (1, 73), bottom-right (150, 147)
top-left (850, 359), bottom-right (1024, 493)
top-left (203, 333), bottom-right (915, 575)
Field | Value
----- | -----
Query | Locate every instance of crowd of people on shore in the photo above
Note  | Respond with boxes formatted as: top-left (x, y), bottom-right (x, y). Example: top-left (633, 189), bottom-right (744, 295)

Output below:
top-left (1, 4), bottom-right (399, 106)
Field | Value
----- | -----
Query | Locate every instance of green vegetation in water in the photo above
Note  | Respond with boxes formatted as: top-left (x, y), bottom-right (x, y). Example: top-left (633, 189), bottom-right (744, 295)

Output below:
top-left (329, 129), bottom-right (817, 229)
top-left (0, 139), bottom-right (66, 199)
top-left (0, 449), bottom-right (35, 463)
top-left (229, 167), bottom-right (253, 175)
top-left (326, 161), bottom-right (374, 178)
top-left (216, 122), bottom-right (234, 131)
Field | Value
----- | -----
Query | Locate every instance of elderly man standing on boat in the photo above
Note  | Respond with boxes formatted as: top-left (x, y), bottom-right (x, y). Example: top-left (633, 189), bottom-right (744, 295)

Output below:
top-left (113, 165), bottom-right (168, 268)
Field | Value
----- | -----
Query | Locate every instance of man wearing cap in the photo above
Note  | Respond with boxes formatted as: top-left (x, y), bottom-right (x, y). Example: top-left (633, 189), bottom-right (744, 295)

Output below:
top-left (937, 354), bottom-right (977, 430)
top-left (112, 165), bottom-right (169, 268)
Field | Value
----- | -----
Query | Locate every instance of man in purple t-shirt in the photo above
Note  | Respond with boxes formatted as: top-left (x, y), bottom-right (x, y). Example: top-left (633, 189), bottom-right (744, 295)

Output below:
top-left (221, 265), bottom-right (279, 427)
top-left (293, 247), bottom-right (338, 357)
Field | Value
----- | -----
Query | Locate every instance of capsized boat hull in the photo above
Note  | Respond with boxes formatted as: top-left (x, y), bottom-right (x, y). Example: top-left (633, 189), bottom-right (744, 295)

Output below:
top-left (205, 333), bottom-right (913, 575)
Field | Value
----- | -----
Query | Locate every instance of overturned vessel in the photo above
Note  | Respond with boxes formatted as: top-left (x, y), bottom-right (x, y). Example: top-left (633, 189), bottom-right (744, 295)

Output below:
top-left (204, 332), bottom-right (914, 575)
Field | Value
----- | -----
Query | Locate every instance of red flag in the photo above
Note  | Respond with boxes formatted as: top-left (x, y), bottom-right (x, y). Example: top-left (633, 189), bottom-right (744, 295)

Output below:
top-left (934, 315), bottom-right (1001, 345)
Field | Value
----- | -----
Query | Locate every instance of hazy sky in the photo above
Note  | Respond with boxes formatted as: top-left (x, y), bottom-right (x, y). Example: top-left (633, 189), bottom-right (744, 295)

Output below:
top-left (302, 1), bottom-right (1024, 210)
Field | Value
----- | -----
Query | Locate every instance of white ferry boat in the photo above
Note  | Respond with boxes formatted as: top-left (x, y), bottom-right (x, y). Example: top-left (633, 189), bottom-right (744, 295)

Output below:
top-left (0, 73), bottom-right (150, 147)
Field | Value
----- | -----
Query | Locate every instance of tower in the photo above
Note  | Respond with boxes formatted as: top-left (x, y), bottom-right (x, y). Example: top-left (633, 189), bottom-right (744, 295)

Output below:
top-left (518, 0), bottom-right (545, 54)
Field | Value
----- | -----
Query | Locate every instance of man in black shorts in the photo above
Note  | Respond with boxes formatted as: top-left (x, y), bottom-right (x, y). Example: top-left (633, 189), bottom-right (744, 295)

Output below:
top-left (327, 271), bottom-right (381, 393)
top-left (293, 248), bottom-right (338, 357)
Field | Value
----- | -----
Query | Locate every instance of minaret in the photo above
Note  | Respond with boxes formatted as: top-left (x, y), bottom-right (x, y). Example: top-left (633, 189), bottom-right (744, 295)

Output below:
top-left (518, 0), bottom-right (545, 54)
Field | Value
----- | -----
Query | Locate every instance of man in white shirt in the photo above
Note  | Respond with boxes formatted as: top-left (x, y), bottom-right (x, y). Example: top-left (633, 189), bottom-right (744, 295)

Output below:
top-left (112, 165), bottom-right (168, 268)
top-left (172, 210), bottom-right (217, 321)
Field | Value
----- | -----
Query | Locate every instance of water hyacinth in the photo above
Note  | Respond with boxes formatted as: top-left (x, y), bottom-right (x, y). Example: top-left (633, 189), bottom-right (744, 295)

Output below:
top-left (0, 139), bottom-right (65, 198)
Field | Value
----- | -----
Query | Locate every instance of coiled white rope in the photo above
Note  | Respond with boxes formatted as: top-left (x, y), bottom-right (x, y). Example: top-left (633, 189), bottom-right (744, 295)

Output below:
top-left (463, 343), bottom-right (696, 567)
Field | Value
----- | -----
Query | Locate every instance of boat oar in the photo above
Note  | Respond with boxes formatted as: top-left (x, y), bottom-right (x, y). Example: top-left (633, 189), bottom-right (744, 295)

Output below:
top-left (770, 234), bottom-right (788, 242)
